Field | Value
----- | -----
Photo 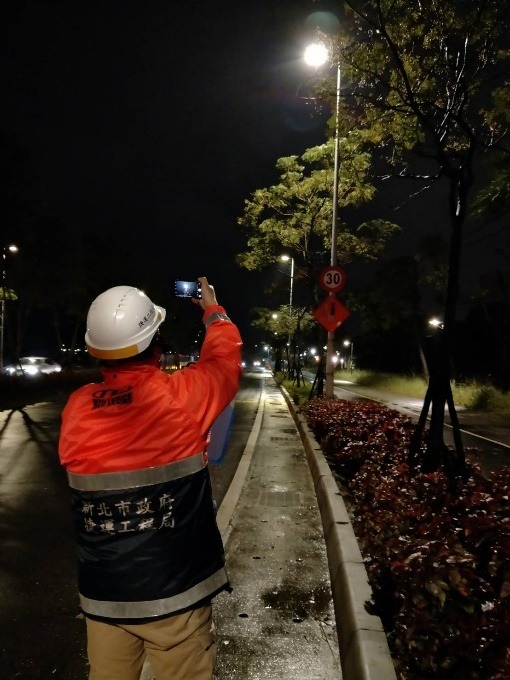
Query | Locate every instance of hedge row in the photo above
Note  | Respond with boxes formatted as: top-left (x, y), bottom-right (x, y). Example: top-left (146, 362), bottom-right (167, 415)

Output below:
top-left (302, 398), bottom-right (510, 680)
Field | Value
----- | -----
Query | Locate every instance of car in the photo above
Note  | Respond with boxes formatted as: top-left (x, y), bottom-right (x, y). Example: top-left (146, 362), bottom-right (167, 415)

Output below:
top-left (249, 360), bottom-right (269, 374)
top-left (2, 356), bottom-right (62, 377)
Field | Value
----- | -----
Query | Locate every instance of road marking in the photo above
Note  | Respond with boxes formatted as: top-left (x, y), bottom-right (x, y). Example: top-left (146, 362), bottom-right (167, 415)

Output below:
top-left (216, 382), bottom-right (266, 543)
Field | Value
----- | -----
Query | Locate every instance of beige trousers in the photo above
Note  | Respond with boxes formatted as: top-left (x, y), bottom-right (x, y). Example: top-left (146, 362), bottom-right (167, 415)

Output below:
top-left (86, 605), bottom-right (216, 680)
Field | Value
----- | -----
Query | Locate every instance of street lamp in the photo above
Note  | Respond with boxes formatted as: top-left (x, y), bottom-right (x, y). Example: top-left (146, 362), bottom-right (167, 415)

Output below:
top-left (305, 43), bottom-right (341, 397)
top-left (343, 339), bottom-right (354, 372)
top-left (280, 254), bottom-right (294, 313)
top-left (428, 317), bottom-right (444, 329)
top-left (1, 244), bottom-right (19, 369)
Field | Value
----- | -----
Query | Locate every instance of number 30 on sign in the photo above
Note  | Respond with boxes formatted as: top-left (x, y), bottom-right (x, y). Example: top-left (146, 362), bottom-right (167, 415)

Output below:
top-left (318, 265), bottom-right (347, 294)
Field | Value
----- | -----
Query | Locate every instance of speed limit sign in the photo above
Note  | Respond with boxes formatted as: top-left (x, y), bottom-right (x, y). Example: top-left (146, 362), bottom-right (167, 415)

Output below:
top-left (318, 265), bottom-right (347, 293)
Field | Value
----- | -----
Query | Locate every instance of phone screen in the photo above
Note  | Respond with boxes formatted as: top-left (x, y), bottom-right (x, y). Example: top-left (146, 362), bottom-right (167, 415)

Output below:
top-left (174, 280), bottom-right (202, 298)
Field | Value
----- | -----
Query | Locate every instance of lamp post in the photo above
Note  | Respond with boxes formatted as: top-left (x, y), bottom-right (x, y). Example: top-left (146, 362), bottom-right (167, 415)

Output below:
top-left (263, 345), bottom-right (270, 366)
top-left (305, 43), bottom-right (341, 397)
top-left (343, 339), bottom-right (353, 372)
top-left (1, 244), bottom-right (19, 369)
top-left (280, 254), bottom-right (294, 316)
top-left (280, 254), bottom-right (295, 375)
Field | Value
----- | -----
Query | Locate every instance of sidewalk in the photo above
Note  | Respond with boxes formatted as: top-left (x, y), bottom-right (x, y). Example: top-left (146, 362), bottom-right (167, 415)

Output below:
top-left (211, 375), bottom-right (396, 680)
top-left (212, 377), bottom-right (341, 679)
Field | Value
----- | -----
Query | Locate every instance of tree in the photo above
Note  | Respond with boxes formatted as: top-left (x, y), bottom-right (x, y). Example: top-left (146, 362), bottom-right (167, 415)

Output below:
top-left (331, 0), bottom-right (510, 475)
top-left (237, 134), bottom-right (399, 393)
top-left (237, 136), bottom-right (399, 302)
top-left (470, 151), bottom-right (510, 392)
top-left (251, 305), bottom-right (315, 379)
top-left (237, 135), bottom-right (399, 385)
top-left (352, 256), bottom-right (427, 375)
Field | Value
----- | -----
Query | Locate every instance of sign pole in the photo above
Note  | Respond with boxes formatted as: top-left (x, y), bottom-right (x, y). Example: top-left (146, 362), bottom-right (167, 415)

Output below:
top-left (325, 62), bottom-right (341, 398)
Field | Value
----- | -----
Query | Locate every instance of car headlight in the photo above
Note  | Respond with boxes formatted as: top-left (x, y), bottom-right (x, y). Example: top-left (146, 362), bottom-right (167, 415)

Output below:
top-left (23, 366), bottom-right (40, 376)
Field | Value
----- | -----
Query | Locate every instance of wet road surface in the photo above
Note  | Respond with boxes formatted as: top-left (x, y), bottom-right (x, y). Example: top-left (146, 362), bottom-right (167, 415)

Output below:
top-left (0, 404), bottom-right (87, 679)
top-left (212, 379), bottom-right (341, 680)
top-left (0, 374), bottom-right (261, 680)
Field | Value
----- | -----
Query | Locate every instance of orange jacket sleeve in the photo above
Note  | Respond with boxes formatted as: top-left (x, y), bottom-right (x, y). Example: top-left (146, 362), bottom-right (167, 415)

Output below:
top-left (168, 305), bottom-right (242, 436)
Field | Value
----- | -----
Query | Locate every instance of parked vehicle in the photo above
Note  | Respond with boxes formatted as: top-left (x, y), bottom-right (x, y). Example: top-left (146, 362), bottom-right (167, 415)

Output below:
top-left (2, 356), bottom-right (62, 377)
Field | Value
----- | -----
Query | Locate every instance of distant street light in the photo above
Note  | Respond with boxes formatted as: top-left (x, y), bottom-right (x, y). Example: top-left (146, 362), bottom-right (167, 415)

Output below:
top-left (305, 43), bottom-right (341, 397)
top-left (343, 339), bottom-right (354, 372)
top-left (1, 244), bottom-right (19, 369)
top-left (429, 317), bottom-right (444, 329)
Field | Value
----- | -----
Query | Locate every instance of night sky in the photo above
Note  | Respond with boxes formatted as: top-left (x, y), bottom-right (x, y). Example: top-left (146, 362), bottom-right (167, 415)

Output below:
top-left (2, 1), bottom-right (332, 340)
top-left (2, 1), bottom-right (508, 354)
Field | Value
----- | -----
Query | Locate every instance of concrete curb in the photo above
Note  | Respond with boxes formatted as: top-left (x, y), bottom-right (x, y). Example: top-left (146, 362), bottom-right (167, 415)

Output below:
top-left (280, 386), bottom-right (397, 680)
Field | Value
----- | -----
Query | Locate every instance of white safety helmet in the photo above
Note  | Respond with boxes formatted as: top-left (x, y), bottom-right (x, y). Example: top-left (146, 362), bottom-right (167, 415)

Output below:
top-left (85, 286), bottom-right (166, 360)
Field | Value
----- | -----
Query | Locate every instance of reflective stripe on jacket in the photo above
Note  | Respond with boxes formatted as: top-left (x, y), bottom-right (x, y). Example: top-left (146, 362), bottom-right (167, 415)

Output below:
top-left (59, 305), bottom-right (242, 621)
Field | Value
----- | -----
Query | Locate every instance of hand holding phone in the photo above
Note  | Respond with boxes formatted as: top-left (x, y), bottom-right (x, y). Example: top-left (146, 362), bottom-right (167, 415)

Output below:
top-left (195, 277), bottom-right (217, 309)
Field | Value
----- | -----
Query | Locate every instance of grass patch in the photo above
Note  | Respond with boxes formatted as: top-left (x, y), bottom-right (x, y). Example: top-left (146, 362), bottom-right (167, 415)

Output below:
top-left (273, 371), bottom-right (312, 406)
top-left (348, 370), bottom-right (429, 398)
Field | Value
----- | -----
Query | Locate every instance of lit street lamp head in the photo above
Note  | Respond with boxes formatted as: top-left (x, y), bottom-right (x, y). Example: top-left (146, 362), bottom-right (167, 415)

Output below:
top-left (429, 318), bottom-right (444, 329)
top-left (304, 43), bottom-right (329, 68)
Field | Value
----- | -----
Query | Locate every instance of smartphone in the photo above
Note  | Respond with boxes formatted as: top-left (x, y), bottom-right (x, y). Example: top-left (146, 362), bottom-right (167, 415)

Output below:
top-left (174, 280), bottom-right (202, 299)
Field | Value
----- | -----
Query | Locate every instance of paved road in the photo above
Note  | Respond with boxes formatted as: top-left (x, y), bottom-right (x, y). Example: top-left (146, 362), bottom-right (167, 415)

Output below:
top-left (1, 369), bottom-right (506, 678)
top-left (0, 372), bottom-right (263, 680)
top-left (209, 373), bottom-right (264, 506)
top-left (0, 402), bottom-right (87, 679)
top-left (304, 373), bottom-right (510, 477)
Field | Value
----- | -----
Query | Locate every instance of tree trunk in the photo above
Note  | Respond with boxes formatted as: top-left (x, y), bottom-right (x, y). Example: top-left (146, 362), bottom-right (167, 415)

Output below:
top-left (497, 272), bottom-right (509, 392)
top-left (412, 170), bottom-right (469, 477)
top-left (418, 342), bottom-right (429, 381)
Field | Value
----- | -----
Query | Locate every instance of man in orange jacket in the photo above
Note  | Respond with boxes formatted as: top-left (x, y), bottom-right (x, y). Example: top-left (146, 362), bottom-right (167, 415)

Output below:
top-left (59, 277), bottom-right (242, 680)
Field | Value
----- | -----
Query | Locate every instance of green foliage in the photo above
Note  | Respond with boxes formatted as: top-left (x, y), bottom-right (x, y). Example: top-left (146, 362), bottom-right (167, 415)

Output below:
top-left (466, 384), bottom-right (510, 414)
top-left (236, 135), bottom-right (400, 290)
top-left (335, 1), bottom-right (510, 386)
top-left (340, 0), bottom-right (510, 171)
top-left (251, 305), bottom-right (314, 341)
top-left (274, 371), bottom-right (311, 406)
top-left (471, 153), bottom-right (510, 223)
top-left (0, 288), bottom-right (18, 302)
top-left (347, 370), bottom-right (429, 396)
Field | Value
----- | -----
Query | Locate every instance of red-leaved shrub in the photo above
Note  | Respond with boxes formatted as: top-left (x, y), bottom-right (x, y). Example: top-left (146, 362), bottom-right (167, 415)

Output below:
top-left (302, 397), bottom-right (510, 680)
